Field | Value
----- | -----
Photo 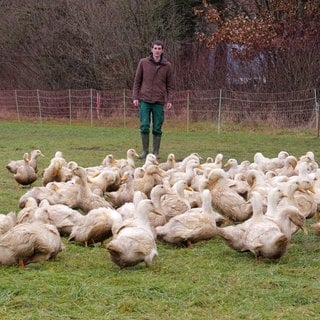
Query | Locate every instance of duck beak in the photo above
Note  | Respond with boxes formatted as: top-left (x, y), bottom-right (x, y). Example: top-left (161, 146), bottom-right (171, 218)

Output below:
top-left (185, 186), bottom-right (193, 192)
top-left (151, 209), bottom-right (163, 216)
top-left (308, 187), bottom-right (316, 194)
top-left (298, 187), bottom-right (306, 193)
top-left (120, 175), bottom-right (128, 183)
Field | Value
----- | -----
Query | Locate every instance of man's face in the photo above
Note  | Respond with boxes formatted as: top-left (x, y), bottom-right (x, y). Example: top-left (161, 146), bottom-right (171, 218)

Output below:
top-left (151, 45), bottom-right (163, 60)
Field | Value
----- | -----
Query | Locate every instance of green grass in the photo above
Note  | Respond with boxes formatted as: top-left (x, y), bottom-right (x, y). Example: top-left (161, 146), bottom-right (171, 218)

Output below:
top-left (0, 121), bottom-right (320, 319)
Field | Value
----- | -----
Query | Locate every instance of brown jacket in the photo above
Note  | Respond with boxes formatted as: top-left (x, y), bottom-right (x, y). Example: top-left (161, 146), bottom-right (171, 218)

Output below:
top-left (132, 54), bottom-right (174, 105)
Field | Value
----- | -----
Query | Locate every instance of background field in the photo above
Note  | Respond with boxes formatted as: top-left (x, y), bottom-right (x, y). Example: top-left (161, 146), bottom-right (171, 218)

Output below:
top-left (0, 121), bottom-right (320, 320)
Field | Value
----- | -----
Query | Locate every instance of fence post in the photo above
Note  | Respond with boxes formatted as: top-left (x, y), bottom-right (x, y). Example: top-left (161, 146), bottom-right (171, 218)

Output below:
top-left (187, 90), bottom-right (190, 132)
top-left (314, 88), bottom-right (319, 137)
top-left (37, 89), bottom-right (42, 125)
top-left (68, 89), bottom-right (72, 125)
top-left (14, 90), bottom-right (20, 122)
top-left (218, 89), bottom-right (222, 135)
top-left (90, 88), bottom-right (93, 127)
top-left (123, 89), bottom-right (126, 128)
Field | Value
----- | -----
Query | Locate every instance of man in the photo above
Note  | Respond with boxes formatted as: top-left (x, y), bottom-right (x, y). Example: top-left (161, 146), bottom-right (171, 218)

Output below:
top-left (132, 40), bottom-right (174, 159)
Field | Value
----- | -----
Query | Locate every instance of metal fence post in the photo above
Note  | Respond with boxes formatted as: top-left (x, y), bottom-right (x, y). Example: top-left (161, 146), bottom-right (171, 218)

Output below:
top-left (123, 89), bottom-right (126, 128)
top-left (90, 88), bottom-right (93, 127)
top-left (68, 89), bottom-right (72, 125)
top-left (314, 88), bottom-right (319, 137)
top-left (187, 90), bottom-right (190, 132)
top-left (218, 89), bottom-right (222, 135)
top-left (15, 90), bottom-right (20, 122)
top-left (37, 89), bottom-right (42, 125)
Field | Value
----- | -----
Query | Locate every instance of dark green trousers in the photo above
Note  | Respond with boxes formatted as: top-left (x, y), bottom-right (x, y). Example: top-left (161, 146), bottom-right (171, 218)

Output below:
top-left (139, 101), bottom-right (164, 136)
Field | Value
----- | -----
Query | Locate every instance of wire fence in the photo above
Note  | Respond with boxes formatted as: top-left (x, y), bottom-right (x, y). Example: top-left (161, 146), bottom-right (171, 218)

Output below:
top-left (0, 88), bottom-right (319, 134)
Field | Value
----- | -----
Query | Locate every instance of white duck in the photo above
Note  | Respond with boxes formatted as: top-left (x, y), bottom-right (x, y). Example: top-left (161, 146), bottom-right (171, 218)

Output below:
top-left (160, 179), bottom-right (193, 221)
top-left (156, 189), bottom-right (218, 247)
top-left (0, 222), bottom-right (64, 267)
top-left (72, 166), bottom-right (113, 213)
top-left (106, 199), bottom-right (159, 268)
top-left (208, 168), bottom-right (252, 223)
top-left (68, 207), bottom-right (122, 246)
top-left (13, 153), bottom-right (38, 187)
top-left (243, 192), bottom-right (307, 260)
top-left (0, 211), bottom-right (17, 236)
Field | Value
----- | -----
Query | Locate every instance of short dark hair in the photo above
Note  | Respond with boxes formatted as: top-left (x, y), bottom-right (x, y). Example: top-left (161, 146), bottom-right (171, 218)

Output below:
top-left (151, 40), bottom-right (164, 48)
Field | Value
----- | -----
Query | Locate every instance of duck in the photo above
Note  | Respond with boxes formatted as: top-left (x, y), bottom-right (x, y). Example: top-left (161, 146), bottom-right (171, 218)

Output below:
top-left (165, 159), bottom-right (202, 187)
top-left (72, 165), bottom-right (113, 213)
top-left (116, 191), bottom-right (147, 222)
top-left (156, 189), bottom-right (218, 247)
top-left (87, 167), bottom-right (121, 194)
top-left (28, 149), bottom-right (45, 173)
top-left (242, 193), bottom-right (307, 260)
top-left (115, 148), bottom-right (139, 174)
top-left (254, 151), bottom-right (289, 173)
top-left (174, 153), bottom-right (201, 171)
top-left (17, 197), bottom-right (40, 223)
top-left (201, 153), bottom-right (224, 172)
top-left (0, 222), bottom-right (64, 267)
top-left (6, 149), bottom-right (44, 174)
top-left (101, 154), bottom-right (118, 168)
top-left (19, 180), bottom-right (81, 209)
top-left (275, 155), bottom-right (298, 177)
top-left (224, 158), bottom-right (241, 179)
top-left (283, 172), bottom-right (317, 220)
top-left (208, 168), bottom-right (252, 223)
top-left (68, 207), bottom-right (122, 246)
top-left (133, 164), bottom-right (164, 197)
top-left (142, 153), bottom-right (158, 170)
top-left (160, 179), bottom-right (193, 221)
top-left (13, 153), bottom-right (38, 187)
top-left (105, 171), bottom-right (135, 208)
top-left (148, 184), bottom-right (169, 228)
top-left (296, 151), bottom-right (318, 174)
top-left (246, 169), bottom-right (270, 210)
top-left (42, 155), bottom-right (73, 186)
top-left (215, 191), bottom-right (263, 252)
top-left (158, 153), bottom-right (176, 171)
top-left (0, 211), bottom-right (17, 236)
top-left (6, 152), bottom-right (29, 174)
top-left (106, 199), bottom-right (159, 268)
top-left (31, 199), bottom-right (85, 236)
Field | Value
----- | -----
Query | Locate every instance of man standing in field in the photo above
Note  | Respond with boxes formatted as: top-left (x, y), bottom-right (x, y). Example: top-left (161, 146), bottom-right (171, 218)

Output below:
top-left (132, 40), bottom-right (174, 159)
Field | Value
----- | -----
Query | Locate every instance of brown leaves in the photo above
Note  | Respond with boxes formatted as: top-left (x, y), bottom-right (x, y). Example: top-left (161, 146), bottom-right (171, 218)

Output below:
top-left (194, 0), bottom-right (320, 57)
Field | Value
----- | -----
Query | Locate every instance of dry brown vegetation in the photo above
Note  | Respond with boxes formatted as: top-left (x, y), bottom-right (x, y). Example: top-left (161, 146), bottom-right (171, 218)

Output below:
top-left (0, 1), bottom-right (318, 93)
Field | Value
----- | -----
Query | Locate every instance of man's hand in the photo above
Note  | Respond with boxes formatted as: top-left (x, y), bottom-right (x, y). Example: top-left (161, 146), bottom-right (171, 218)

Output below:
top-left (133, 100), bottom-right (139, 107)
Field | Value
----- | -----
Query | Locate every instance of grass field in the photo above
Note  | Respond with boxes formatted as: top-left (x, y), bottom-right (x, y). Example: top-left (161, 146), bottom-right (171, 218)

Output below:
top-left (0, 121), bottom-right (320, 319)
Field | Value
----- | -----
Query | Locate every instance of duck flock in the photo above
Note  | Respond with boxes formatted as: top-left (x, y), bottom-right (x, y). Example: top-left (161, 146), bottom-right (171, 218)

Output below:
top-left (1, 148), bottom-right (320, 268)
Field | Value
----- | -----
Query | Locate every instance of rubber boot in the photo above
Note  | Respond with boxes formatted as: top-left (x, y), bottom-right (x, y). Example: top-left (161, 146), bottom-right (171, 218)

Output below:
top-left (139, 133), bottom-right (149, 159)
top-left (152, 135), bottom-right (161, 159)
